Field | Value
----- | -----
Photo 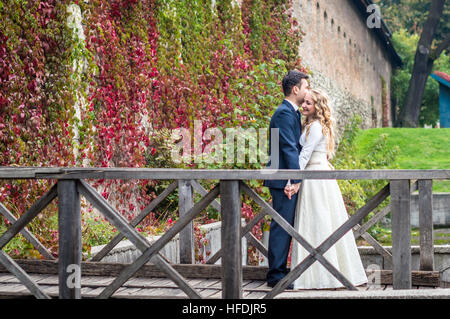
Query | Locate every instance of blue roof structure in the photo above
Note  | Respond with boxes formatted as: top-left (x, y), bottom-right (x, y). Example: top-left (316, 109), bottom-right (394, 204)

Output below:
top-left (431, 72), bottom-right (450, 128)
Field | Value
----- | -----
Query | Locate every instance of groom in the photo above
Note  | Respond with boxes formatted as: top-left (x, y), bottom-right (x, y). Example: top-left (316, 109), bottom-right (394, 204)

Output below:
top-left (263, 70), bottom-right (309, 288)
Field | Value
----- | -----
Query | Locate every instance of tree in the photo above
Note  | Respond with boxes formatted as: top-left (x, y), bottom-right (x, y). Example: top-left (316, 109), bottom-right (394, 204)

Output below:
top-left (391, 29), bottom-right (450, 127)
top-left (376, 0), bottom-right (449, 42)
top-left (395, 0), bottom-right (449, 127)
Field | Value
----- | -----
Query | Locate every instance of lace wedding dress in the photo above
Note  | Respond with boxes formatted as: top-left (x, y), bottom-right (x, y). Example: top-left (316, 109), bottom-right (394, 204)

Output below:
top-left (290, 120), bottom-right (368, 289)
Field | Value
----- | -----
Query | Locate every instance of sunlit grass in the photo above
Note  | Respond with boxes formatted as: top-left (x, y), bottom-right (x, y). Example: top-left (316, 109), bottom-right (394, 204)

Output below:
top-left (355, 128), bottom-right (450, 192)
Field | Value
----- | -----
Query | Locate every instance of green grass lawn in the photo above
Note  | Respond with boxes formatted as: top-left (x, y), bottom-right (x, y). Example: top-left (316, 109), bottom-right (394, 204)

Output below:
top-left (352, 128), bottom-right (450, 246)
top-left (354, 128), bottom-right (450, 192)
top-left (357, 228), bottom-right (450, 246)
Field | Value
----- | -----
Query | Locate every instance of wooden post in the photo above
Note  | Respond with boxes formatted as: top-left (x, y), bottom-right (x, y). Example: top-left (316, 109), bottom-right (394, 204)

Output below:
top-left (178, 180), bottom-right (194, 264)
top-left (220, 181), bottom-right (242, 299)
top-left (57, 180), bottom-right (81, 299)
top-left (390, 180), bottom-right (412, 289)
top-left (418, 179), bottom-right (434, 271)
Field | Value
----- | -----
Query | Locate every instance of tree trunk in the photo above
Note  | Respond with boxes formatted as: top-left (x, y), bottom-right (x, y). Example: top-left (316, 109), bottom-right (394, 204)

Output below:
top-left (397, 60), bottom-right (434, 127)
top-left (391, 93), bottom-right (398, 126)
top-left (396, 0), bottom-right (445, 128)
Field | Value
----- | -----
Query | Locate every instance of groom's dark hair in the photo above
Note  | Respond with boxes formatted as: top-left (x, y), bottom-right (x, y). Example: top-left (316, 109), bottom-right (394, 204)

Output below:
top-left (282, 70), bottom-right (309, 97)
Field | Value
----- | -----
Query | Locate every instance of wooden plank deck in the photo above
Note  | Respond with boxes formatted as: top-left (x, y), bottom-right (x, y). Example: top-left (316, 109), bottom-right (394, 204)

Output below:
top-left (0, 273), bottom-right (448, 299)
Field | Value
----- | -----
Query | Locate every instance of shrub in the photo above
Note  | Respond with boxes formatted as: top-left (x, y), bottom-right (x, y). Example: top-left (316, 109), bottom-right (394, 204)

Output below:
top-left (331, 115), bottom-right (400, 244)
top-left (1, 0), bottom-right (305, 260)
top-left (331, 115), bottom-right (399, 216)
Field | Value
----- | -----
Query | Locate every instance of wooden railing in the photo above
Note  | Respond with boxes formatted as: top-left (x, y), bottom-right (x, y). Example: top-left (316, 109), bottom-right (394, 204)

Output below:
top-left (0, 167), bottom-right (449, 299)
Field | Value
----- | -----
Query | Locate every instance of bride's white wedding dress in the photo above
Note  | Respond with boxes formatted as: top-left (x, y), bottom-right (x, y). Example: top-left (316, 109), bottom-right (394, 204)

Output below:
top-left (290, 120), bottom-right (368, 289)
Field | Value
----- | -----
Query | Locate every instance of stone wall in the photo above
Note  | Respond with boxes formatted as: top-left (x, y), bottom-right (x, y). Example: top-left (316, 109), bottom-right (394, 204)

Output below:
top-left (359, 245), bottom-right (450, 284)
top-left (306, 70), bottom-right (373, 140)
top-left (410, 193), bottom-right (450, 228)
top-left (292, 0), bottom-right (395, 135)
top-left (90, 220), bottom-right (248, 265)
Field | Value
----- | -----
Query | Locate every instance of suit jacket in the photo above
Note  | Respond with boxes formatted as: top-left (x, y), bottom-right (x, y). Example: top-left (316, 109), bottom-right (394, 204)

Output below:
top-left (263, 100), bottom-right (302, 189)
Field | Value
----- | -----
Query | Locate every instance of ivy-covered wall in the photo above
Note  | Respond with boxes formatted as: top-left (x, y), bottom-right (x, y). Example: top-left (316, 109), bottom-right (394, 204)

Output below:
top-left (0, 0), bottom-right (305, 258)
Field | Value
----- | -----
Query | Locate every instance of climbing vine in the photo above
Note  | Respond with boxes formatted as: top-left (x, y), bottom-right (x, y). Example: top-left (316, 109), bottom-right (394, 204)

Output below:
top-left (0, 0), bottom-right (80, 257)
top-left (1, 0), bottom-right (305, 261)
top-left (381, 76), bottom-right (389, 127)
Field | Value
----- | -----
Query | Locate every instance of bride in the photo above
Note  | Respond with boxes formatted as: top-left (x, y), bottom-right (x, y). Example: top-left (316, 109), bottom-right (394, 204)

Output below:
top-left (285, 88), bottom-right (368, 289)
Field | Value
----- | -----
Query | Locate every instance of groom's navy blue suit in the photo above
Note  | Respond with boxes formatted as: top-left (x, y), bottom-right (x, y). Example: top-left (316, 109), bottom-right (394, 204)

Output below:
top-left (263, 99), bottom-right (302, 285)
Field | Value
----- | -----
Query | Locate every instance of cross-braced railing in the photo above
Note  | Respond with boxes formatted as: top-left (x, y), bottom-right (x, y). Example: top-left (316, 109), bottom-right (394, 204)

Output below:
top-left (0, 167), bottom-right (448, 299)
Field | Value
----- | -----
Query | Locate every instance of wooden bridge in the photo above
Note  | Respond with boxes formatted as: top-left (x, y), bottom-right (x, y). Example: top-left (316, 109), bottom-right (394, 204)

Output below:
top-left (0, 167), bottom-right (449, 299)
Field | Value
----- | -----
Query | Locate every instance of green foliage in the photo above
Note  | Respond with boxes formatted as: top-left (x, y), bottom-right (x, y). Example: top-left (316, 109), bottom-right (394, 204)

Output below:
top-left (375, 0), bottom-right (449, 43)
top-left (391, 29), bottom-right (450, 127)
top-left (81, 216), bottom-right (117, 258)
top-left (367, 224), bottom-right (392, 245)
top-left (145, 0), bottom-right (306, 252)
top-left (354, 127), bottom-right (450, 192)
top-left (0, 0), bottom-right (84, 254)
top-left (232, 59), bottom-right (290, 130)
top-left (331, 116), bottom-right (399, 215)
top-left (0, 223), bottom-right (40, 259)
top-left (1, 0), bottom-right (305, 262)
top-left (331, 116), bottom-right (402, 245)
top-left (0, 202), bottom-right (59, 259)
top-left (347, 124), bottom-right (450, 245)
top-left (374, 0), bottom-right (449, 127)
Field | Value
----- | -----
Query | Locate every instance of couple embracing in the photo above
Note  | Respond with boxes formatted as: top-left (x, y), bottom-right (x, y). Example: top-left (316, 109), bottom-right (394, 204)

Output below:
top-left (263, 70), bottom-right (368, 290)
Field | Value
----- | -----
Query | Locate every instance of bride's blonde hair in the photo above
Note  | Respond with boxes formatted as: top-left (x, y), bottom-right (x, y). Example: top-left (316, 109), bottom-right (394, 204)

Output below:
top-left (302, 88), bottom-right (335, 157)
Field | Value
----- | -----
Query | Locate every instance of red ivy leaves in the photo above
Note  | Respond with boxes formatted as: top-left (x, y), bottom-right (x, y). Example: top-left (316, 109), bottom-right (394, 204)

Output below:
top-left (1, 0), bottom-right (304, 259)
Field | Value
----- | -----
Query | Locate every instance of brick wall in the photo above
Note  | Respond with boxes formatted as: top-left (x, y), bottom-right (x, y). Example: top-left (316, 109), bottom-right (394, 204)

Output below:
top-left (292, 0), bottom-right (395, 131)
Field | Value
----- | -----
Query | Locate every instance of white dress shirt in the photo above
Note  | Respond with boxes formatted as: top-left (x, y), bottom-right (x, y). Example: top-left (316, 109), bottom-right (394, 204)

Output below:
top-left (284, 99), bottom-right (299, 112)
